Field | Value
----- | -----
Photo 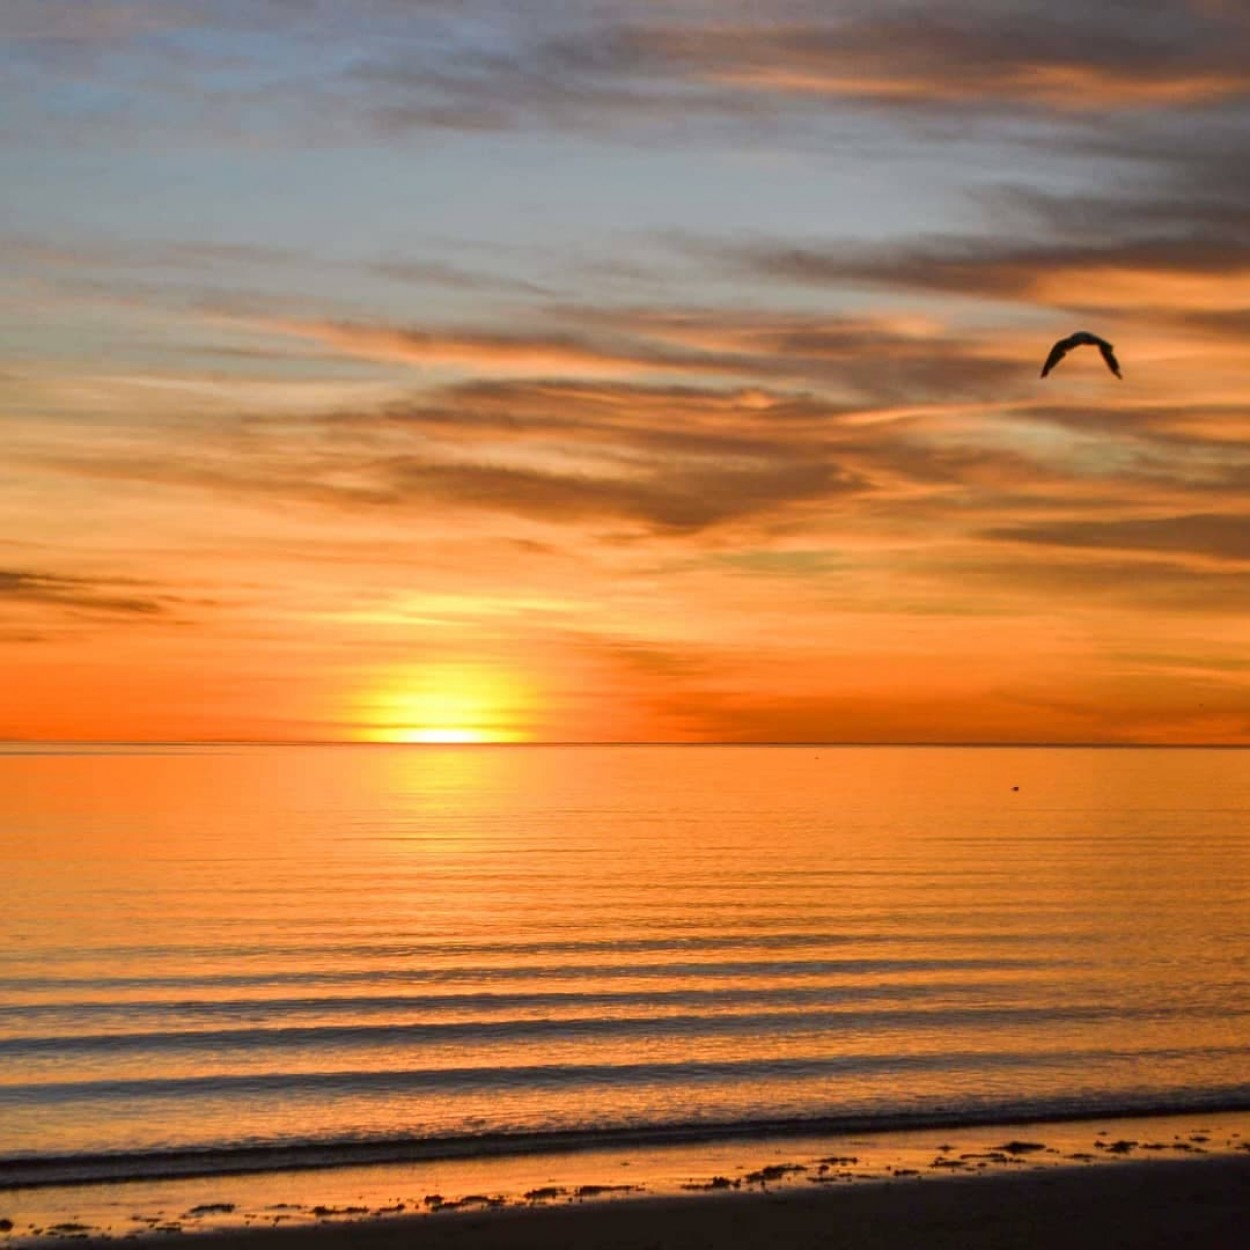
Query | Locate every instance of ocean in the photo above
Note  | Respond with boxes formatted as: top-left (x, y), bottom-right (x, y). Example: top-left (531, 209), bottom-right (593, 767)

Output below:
top-left (2, 743), bottom-right (1249, 1187)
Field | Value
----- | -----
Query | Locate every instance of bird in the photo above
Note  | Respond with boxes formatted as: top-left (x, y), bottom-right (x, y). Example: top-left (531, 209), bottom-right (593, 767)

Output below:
top-left (1039, 331), bottom-right (1122, 380)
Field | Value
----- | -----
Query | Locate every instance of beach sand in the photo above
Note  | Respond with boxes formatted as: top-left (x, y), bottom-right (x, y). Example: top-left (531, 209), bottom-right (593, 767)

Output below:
top-left (7, 1114), bottom-right (1249, 1247)
top-left (53, 1156), bottom-right (1247, 1250)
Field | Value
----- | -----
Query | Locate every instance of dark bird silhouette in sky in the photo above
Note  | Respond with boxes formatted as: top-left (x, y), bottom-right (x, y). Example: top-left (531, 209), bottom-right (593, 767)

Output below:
top-left (1040, 331), bottom-right (1122, 379)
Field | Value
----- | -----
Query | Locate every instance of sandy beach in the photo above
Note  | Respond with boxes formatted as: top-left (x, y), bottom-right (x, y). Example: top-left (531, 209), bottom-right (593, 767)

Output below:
top-left (91, 1156), bottom-right (1248, 1250)
top-left (7, 1110), bottom-right (1249, 1248)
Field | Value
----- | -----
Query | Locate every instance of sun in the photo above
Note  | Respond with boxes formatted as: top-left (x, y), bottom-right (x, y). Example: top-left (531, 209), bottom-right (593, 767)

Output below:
top-left (402, 727), bottom-right (486, 744)
top-left (359, 663), bottom-right (528, 744)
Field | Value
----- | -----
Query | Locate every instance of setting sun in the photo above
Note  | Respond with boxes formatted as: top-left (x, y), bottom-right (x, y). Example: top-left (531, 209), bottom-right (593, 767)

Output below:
top-left (358, 664), bottom-right (529, 744)
top-left (402, 728), bottom-right (487, 744)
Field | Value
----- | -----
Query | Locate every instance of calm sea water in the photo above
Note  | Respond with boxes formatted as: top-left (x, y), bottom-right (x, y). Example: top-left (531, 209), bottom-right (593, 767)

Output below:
top-left (2, 744), bottom-right (1248, 1181)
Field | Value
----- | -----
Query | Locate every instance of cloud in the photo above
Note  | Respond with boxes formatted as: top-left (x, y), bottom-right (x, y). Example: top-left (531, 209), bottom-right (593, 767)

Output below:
top-left (380, 456), bottom-right (857, 533)
top-left (949, 550), bottom-right (1250, 615)
top-left (688, 232), bottom-right (1250, 316)
top-left (663, 61), bottom-right (1250, 320)
top-left (260, 317), bottom-right (705, 378)
top-left (366, 257), bottom-right (555, 297)
top-left (11, 1), bottom-right (1248, 151)
top-left (257, 309), bottom-right (1026, 404)
top-left (352, 1), bottom-right (1250, 139)
top-left (0, 568), bottom-right (171, 617)
top-left (631, 8), bottom-right (1250, 111)
top-left (28, 296), bottom-right (1246, 554)
top-left (40, 410), bottom-right (862, 537)
top-left (0, 1), bottom-right (195, 42)
top-left (986, 513), bottom-right (1250, 563)
top-left (570, 609), bottom-right (1250, 744)
top-left (369, 378), bottom-right (847, 459)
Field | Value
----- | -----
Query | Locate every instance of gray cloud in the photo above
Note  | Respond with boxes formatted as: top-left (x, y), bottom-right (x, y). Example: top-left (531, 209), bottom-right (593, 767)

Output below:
top-left (275, 309), bottom-right (1027, 405)
top-left (0, 568), bottom-right (171, 616)
top-left (686, 231), bottom-right (1242, 310)
top-left (380, 456), bottom-right (858, 533)
top-left (0, 0), bottom-right (196, 41)
top-left (354, 2), bottom-right (1250, 139)
top-left (37, 375), bottom-right (866, 536)
top-left (9, 1), bottom-right (1248, 149)
top-left (986, 513), bottom-right (1250, 562)
top-left (370, 378), bottom-right (848, 460)
top-left (367, 257), bottom-right (556, 297)
top-left (36, 303), bottom-right (1243, 545)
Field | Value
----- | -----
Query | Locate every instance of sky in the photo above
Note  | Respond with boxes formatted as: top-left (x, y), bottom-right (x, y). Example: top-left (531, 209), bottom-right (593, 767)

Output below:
top-left (4, 0), bottom-right (1250, 744)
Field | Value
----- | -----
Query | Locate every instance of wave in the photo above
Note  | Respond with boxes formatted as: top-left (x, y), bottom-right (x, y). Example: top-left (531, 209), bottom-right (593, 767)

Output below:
top-left (0, 956), bottom-right (1071, 993)
top-left (2, 1001), bottom-right (1239, 1058)
top-left (6, 1043), bottom-right (1249, 1104)
top-left (0, 930), bottom-right (1062, 965)
top-left (0, 979), bottom-right (1057, 1026)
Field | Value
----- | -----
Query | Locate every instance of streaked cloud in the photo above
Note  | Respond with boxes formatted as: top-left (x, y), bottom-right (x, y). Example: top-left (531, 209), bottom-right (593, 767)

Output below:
top-left (986, 513), bottom-right (1250, 563)
top-left (0, 568), bottom-right (174, 617)
top-left (687, 233), bottom-right (1250, 317)
top-left (353, 2), bottom-right (1250, 137)
top-left (8, 1), bottom-right (1249, 148)
top-left (255, 308), bottom-right (1027, 402)
top-left (0, 1), bottom-right (195, 42)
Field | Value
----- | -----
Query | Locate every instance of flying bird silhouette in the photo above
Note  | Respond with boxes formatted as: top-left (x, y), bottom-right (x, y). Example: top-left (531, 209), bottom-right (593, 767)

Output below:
top-left (1040, 331), bottom-right (1122, 379)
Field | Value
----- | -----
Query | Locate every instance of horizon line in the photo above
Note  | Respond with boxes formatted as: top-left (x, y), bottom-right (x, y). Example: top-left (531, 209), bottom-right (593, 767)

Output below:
top-left (2, 739), bottom-right (1249, 750)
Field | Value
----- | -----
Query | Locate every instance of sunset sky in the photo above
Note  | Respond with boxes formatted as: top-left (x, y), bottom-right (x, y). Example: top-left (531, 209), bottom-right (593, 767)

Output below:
top-left (5, 0), bottom-right (1250, 743)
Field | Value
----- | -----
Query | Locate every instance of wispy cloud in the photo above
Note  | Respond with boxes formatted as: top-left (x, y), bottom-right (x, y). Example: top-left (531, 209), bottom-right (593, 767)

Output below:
top-left (254, 308), bottom-right (1027, 402)
top-left (0, 568), bottom-right (174, 617)
top-left (352, 3), bottom-right (1250, 140)
top-left (986, 513), bottom-right (1250, 563)
top-left (22, 282), bottom-right (1250, 554)
top-left (9, 1), bottom-right (1249, 148)
top-left (259, 317), bottom-right (704, 379)
top-left (660, 7), bottom-right (1250, 111)
top-left (686, 232), bottom-right (1250, 318)
top-left (0, 0), bottom-right (196, 42)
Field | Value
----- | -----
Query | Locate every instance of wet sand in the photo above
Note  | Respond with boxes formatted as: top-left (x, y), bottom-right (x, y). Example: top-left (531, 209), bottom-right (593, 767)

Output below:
top-left (6, 1112), bottom-right (1250, 1246)
top-left (120, 1156), bottom-right (1250, 1250)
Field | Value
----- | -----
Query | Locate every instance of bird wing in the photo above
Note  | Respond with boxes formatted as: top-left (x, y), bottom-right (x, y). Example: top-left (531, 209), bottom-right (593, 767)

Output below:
top-left (1097, 341), bottom-right (1122, 378)
top-left (1040, 339), bottom-right (1070, 377)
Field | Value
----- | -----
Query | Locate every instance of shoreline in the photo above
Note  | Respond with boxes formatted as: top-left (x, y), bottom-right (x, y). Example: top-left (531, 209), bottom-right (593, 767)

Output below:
top-left (4, 1107), bottom-right (1248, 1246)
top-left (9, 1157), bottom-right (1250, 1250)
top-left (8, 1093), bottom-right (1250, 1190)
top-left (184, 1158), bottom-right (1250, 1250)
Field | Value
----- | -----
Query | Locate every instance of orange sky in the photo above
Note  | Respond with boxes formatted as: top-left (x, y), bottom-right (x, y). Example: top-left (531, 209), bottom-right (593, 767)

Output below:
top-left (4, 1), bottom-right (1250, 743)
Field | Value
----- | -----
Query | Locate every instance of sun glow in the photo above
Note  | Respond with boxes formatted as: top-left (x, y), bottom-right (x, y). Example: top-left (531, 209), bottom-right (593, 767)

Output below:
top-left (402, 727), bottom-right (487, 744)
top-left (360, 663), bottom-right (529, 744)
